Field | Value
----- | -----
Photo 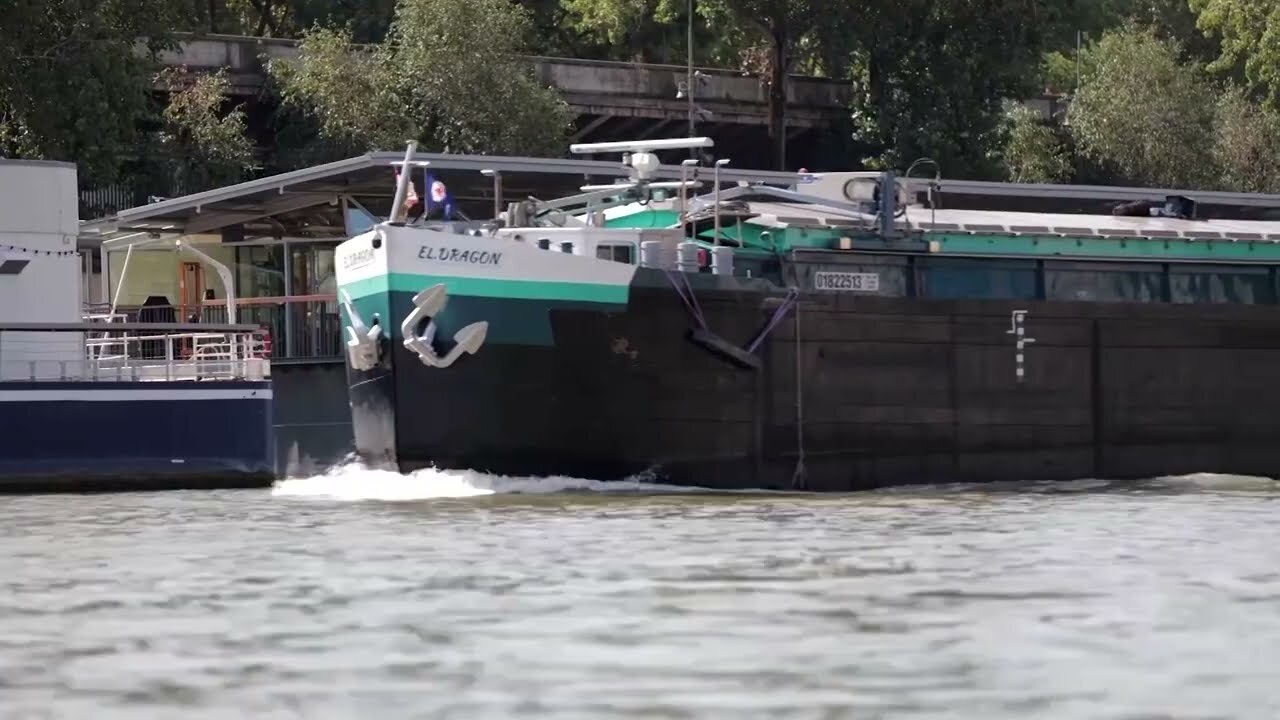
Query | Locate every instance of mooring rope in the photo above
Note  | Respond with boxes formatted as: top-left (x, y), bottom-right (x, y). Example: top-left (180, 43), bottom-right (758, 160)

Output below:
top-left (663, 268), bottom-right (708, 331)
top-left (747, 287), bottom-right (799, 354)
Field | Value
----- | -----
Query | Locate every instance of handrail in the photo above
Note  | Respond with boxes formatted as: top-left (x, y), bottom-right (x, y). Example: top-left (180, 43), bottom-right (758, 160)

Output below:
top-left (199, 293), bottom-right (337, 308)
top-left (88, 296), bottom-right (343, 362)
top-left (0, 322), bottom-right (261, 332)
top-left (1, 326), bottom-right (271, 382)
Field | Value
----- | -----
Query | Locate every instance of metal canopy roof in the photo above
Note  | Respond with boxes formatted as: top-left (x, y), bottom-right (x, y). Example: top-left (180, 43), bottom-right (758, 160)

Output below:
top-left (77, 150), bottom-right (801, 248)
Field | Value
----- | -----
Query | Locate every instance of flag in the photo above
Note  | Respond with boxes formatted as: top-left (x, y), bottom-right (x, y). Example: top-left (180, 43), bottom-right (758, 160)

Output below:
top-left (423, 170), bottom-right (455, 220)
top-left (393, 168), bottom-right (420, 217)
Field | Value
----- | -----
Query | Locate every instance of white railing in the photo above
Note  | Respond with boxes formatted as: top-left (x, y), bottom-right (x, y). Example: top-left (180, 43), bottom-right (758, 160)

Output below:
top-left (0, 324), bottom-right (271, 383)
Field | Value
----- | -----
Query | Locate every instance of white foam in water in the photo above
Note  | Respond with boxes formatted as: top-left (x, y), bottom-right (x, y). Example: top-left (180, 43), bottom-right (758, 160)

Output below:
top-left (270, 457), bottom-right (706, 501)
top-left (1148, 472), bottom-right (1279, 492)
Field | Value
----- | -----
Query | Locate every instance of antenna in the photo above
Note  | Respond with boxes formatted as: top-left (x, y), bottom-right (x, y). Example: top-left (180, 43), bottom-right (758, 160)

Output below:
top-left (569, 137), bottom-right (714, 155)
top-left (570, 137), bottom-right (715, 182)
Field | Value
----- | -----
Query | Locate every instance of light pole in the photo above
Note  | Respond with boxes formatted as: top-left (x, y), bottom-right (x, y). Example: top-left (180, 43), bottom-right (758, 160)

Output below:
top-left (481, 168), bottom-right (502, 220)
top-left (687, 0), bottom-right (694, 139)
top-left (713, 158), bottom-right (729, 246)
top-left (680, 158), bottom-right (698, 237)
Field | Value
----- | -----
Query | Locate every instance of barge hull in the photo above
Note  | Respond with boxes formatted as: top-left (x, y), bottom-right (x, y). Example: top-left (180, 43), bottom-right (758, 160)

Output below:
top-left (356, 279), bottom-right (1280, 491)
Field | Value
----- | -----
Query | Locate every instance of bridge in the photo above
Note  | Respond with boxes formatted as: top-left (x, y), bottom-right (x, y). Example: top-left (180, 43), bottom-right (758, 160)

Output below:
top-left (161, 34), bottom-right (849, 138)
top-left (156, 34), bottom-right (1065, 171)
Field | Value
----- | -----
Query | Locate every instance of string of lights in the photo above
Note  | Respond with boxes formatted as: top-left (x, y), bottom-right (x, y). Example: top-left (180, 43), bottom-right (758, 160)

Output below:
top-left (0, 244), bottom-right (78, 257)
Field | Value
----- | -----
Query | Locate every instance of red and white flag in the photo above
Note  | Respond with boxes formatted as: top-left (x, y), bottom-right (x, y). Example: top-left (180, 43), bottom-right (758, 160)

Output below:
top-left (394, 168), bottom-right (420, 215)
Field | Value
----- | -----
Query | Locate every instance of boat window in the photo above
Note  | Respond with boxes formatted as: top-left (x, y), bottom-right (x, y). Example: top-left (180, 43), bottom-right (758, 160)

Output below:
top-left (917, 257), bottom-right (1038, 300)
top-left (596, 243), bottom-right (635, 264)
top-left (1168, 265), bottom-right (1275, 305)
top-left (1044, 261), bottom-right (1165, 303)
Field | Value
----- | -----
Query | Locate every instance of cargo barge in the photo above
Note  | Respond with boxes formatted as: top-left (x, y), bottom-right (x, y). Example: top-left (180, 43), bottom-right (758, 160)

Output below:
top-left (336, 137), bottom-right (1280, 491)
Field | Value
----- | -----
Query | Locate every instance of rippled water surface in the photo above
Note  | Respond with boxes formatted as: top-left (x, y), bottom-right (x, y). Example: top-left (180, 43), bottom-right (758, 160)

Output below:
top-left (4, 469), bottom-right (1280, 719)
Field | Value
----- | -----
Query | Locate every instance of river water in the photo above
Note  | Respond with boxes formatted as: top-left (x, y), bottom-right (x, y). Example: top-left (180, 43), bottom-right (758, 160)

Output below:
top-left (3, 466), bottom-right (1280, 719)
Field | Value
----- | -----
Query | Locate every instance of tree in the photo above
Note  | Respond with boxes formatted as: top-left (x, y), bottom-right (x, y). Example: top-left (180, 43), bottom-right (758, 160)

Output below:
top-left (994, 102), bottom-right (1073, 183)
top-left (1212, 86), bottom-right (1280, 193)
top-left (698, 0), bottom-right (828, 171)
top-left (267, 0), bottom-right (572, 156)
top-left (154, 67), bottom-right (258, 191)
top-left (561, 0), bottom-right (695, 63)
top-left (0, 0), bottom-right (185, 185)
top-left (1066, 26), bottom-right (1218, 189)
top-left (565, 0), bottom-right (819, 170)
top-left (1191, 0), bottom-right (1280, 106)
top-left (849, 0), bottom-right (1054, 179)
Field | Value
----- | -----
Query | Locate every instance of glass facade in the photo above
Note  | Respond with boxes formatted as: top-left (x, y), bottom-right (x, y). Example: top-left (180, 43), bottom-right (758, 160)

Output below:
top-left (234, 245), bottom-right (286, 298)
top-left (200, 241), bottom-right (344, 360)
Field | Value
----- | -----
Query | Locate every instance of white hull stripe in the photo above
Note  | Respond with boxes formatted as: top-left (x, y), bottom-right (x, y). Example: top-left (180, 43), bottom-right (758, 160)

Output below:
top-left (0, 389), bottom-right (272, 402)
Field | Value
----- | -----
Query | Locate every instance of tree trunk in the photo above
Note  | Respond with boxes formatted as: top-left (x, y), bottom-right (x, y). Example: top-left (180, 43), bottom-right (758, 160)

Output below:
top-left (768, 30), bottom-right (787, 170)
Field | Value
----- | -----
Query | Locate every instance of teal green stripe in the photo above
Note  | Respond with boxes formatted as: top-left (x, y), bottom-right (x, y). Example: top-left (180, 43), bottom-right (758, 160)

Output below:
top-left (341, 273), bottom-right (629, 303)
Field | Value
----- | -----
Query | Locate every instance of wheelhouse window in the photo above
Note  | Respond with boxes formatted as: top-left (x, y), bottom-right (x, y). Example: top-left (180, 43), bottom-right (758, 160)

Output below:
top-left (596, 243), bottom-right (635, 264)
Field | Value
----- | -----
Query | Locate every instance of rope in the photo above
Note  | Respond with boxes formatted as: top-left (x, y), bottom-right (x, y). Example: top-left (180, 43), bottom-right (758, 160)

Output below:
top-left (791, 296), bottom-right (807, 491)
top-left (747, 287), bottom-right (799, 353)
top-left (663, 269), bottom-right (707, 330)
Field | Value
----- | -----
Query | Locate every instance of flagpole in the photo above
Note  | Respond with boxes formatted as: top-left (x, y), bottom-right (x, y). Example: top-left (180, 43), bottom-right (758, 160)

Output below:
top-left (390, 141), bottom-right (417, 225)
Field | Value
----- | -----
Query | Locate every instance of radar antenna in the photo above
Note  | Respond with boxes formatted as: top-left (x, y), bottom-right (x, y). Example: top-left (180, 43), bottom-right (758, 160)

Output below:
top-left (570, 137), bottom-right (714, 183)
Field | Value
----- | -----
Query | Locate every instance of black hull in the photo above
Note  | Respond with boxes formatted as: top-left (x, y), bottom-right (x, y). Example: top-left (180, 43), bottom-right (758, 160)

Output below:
top-left (348, 272), bottom-right (1280, 491)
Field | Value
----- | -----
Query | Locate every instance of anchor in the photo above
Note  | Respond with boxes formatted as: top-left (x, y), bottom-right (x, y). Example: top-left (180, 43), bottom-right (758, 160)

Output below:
top-left (340, 288), bottom-right (384, 371)
top-left (400, 284), bottom-right (488, 369)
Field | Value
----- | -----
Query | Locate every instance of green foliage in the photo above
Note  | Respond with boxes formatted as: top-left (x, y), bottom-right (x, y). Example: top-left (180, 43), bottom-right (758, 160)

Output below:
top-left (13, 0), bottom-right (1280, 196)
top-left (155, 67), bottom-right (258, 188)
top-left (1192, 0), bottom-right (1280, 105)
top-left (563, 0), bottom-right (693, 62)
top-left (1066, 26), bottom-right (1218, 189)
top-left (993, 102), bottom-right (1073, 183)
top-left (849, 0), bottom-right (1053, 179)
top-left (1211, 85), bottom-right (1280, 193)
top-left (0, 0), bottom-right (184, 184)
top-left (268, 0), bottom-right (572, 156)
top-left (1060, 23), bottom-right (1280, 193)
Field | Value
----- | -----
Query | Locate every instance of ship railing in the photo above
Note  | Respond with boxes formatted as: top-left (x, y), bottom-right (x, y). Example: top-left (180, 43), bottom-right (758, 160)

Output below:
top-left (0, 322), bottom-right (270, 383)
top-left (101, 295), bottom-right (342, 361)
